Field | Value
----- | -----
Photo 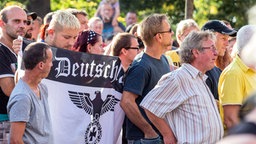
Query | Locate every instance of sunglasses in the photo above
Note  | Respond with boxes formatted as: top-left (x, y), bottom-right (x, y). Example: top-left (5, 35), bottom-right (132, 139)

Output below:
top-left (125, 47), bottom-right (140, 51)
top-left (154, 28), bottom-right (173, 36)
top-left (26, 20), bottom-right (33, 26)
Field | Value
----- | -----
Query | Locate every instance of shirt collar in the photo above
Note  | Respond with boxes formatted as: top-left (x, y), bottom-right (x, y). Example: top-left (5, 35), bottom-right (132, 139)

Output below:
top-left (235, 55), bottom-right (250, 72)
top-left (183, 63), bottom-right (208, 81)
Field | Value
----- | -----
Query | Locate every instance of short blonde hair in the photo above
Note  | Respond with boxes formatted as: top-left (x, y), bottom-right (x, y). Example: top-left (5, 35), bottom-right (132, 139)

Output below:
top-left (48, 10), bottom-right (80, 32)
top-left (138, 13), bottom-right (169, 47)
top-left (88, 17), bottom-right (103, 29)
top-left (176, 19), bottom-right (199, 44)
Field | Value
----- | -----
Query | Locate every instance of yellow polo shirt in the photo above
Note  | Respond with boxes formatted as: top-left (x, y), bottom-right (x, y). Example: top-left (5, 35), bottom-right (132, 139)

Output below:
top-left (218, 55), bottom-right (256, 128)
top-left (165, 50), bottom-right (181, 67)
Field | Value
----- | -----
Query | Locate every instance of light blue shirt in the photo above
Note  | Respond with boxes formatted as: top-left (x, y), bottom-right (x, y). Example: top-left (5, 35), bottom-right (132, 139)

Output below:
top-left (7, 79), bottom-right (53, 144)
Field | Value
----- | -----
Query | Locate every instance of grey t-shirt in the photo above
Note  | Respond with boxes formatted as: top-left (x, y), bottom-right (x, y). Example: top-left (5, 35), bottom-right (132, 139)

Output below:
top-left (7, 79), bottom-right (53, 144)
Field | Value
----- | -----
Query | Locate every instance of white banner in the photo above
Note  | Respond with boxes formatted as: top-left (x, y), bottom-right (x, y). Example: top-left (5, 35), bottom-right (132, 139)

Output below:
top-left (19, 42), bottom-right (124, 144)
top-left (43, 80), bottom-right (124, 144)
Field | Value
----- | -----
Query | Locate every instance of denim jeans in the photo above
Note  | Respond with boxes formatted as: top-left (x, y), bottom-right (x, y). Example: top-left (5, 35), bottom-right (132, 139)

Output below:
top-left (128, 136), bottom-right (163, 144)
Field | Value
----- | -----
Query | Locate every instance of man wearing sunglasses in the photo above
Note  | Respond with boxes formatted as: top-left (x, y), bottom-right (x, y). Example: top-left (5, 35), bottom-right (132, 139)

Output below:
top-left (120, 13), bottom-right (172, 144)
top-left (24, 9), bottom-right (37, 40)
top-left (0, 5), bottom-right (27, 143)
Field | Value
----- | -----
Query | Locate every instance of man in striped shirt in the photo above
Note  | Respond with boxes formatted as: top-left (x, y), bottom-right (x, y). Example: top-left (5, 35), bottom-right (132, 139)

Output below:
top-left (140, 31), bottom-right (224, 144)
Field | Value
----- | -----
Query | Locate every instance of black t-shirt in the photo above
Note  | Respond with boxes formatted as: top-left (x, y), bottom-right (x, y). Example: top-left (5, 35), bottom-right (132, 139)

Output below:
top-left (0, 43), bottom-right (17, 114)
top-left (206, 66), bottom-right (222, 100)
top-left (123, 53), bottom-right (170, 140)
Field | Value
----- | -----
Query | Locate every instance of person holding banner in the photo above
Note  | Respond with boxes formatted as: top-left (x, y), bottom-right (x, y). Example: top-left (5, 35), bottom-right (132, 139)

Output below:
top-left (0, 5), bottom-right (28, 143)
top-left (13, 10), bottom-right (81, 51)
top-left (44, 10), bottom-right (81, 50)
top-left (109, 32), bottom-right (140, 144)
top-left (12, 10), bottom-right (81, 83)
top-left (109, 32), bottom-right (139, 71)
top-left (7, 42), bottom-right (53, 144)
top-left (120, 13), bottom-right (172, 144)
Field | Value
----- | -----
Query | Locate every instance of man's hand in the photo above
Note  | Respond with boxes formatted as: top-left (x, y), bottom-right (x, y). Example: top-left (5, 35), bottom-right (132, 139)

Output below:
top-left (163, 132), bottom-right (177, 144)
top-left (12, 38), bottom-right (22, 55)
top-left (121, 91), bottom-right (158, 137)
top-left (144, 129), bottom-right (158, 139)
top-left (112, 19), bottom-right (118, 27)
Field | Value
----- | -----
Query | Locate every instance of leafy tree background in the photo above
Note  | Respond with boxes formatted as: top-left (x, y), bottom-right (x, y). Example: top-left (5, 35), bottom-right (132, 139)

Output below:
top-left (1, 0), bottom-right (256, 31)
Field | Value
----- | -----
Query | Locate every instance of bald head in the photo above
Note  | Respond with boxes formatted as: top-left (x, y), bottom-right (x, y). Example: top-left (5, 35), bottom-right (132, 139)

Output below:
top-left (0, 5), bottom-right (27, 42)
top-left (0, 5), bottom-right (27, 23)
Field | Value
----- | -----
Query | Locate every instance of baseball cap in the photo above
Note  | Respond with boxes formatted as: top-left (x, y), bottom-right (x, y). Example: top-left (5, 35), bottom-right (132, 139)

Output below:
top-left (201, 20), bottom-right (237, 37)
top-left (24, 9), bottom-right (37, 20)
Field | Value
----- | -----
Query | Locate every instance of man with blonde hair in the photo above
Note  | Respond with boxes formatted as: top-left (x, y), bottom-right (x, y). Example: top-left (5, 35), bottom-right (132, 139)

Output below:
top-left (120, 13), bottom-right (172, 143)
top-left (12, 10), bottom-right (81, 81)
top-left (44, 10), bottom-right (81, 50)
top-left (165, 19), bottom-right (199, 67)
top-left (13, 10), bottom-right (81, 51)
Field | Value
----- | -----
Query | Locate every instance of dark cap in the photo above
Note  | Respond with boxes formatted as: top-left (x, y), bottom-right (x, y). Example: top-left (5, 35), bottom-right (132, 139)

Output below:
top-left (24, 9), bottom-right (37, 20)
top-left (201, 20), bottom-right (237, 37)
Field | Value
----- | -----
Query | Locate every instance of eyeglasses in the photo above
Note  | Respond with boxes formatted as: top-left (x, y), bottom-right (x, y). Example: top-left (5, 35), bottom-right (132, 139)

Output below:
top-left (124, 47), bottom-right (140, 51)
top-left (201, 45), bottom-right (217, 52)
top-left (26, 20), bottom-right (33, 26)
top-left (154, 28), bottom-right (173, 36)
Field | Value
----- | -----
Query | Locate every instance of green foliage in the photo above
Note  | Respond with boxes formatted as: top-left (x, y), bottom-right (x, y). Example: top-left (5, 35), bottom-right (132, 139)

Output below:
top-left (1, 0), bottom-right (255, 31)
top-left (120, 0), bottom-right (185, 30)
top-left (216, 0), bottom-right (256, 29)
top-left (50, 0), bottom-right (100, 18)
top-left (0, 0), bottom-right (27, 9)
top-left (121, 0), bottom-right (256, 30)
top-left (194, 0), bottom-right (222, 27)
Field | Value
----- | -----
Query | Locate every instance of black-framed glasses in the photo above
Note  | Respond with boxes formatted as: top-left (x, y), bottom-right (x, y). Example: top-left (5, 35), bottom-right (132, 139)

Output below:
top-left (154, 28), bottom-right (173, 36)
top-left (201, 45), bottom-right (217, 52)
top-left (124, 47), bottom-right (140, 51)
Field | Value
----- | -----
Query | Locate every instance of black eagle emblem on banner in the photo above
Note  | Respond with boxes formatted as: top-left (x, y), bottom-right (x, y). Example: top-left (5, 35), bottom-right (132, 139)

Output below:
top-left (68, 90), bottom-right (120, 144)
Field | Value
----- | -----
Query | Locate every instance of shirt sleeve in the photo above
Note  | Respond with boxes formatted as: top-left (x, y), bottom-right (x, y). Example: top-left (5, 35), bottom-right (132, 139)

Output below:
top-left (7, 94), bottom-right (31, 122)
top-left (140, 72), bottom-right (185, 118)
top-left (0, 49), bottom-right (15, 77)
top-left (123, 64), bottom-right (149, 96)
top-left (219, 71), bottom-right (244, 105)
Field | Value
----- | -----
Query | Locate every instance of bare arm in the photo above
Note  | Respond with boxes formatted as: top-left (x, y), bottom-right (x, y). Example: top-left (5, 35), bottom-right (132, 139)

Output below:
top-left (10, 122), bottom-right (26, 144)
top-left (111, 4), bottom-right (120, 26)
top-left (0, 77), bottom-right (15, 96)
top-left (120, 91), bottom-right (158, 138)
top-left (223, 105), bottom-right (240, 129)
top-left (144, 109), bottom-right (177, 144)
top-left (94, 6), bottom-right (101, 17)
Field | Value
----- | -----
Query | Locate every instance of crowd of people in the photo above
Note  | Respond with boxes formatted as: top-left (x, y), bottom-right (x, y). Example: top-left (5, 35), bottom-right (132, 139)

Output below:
top-left (0, 1), bottom-right (256, 143)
